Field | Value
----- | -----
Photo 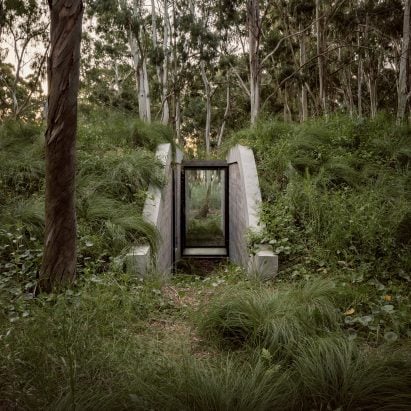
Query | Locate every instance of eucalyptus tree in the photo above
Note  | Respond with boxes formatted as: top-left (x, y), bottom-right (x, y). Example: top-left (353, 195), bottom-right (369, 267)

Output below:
top-left (82, 1), bottom-right (134, 109)
top-left (1, 0), bottom-right (48, 118)
top-left (397, 0), bottom-right (411, 122)
top-left (39, 0), bottom-right (83, 292)
top-left (151, 0), bottom-right (170, 124)
top-left (248, 0), bottom-right (260, 124)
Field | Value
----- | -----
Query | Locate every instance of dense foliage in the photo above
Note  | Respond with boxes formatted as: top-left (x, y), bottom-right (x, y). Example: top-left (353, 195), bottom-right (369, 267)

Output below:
top-left (0, 107), bottom-right (171, 308)
top-left (225, 115), bottom-right (411, 343)
top-left (1, 0), bottom-right (411, 408)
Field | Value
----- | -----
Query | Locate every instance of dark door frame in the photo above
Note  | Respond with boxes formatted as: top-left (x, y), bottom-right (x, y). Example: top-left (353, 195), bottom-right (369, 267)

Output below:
top-left (181, 160), bottom-right (229, 258)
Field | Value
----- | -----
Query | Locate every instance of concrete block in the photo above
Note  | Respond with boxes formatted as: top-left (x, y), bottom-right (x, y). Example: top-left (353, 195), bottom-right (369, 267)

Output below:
top-left (247, 245), bottom-right (278, 281)
top-left (125, 245), bottom-right (151, 277)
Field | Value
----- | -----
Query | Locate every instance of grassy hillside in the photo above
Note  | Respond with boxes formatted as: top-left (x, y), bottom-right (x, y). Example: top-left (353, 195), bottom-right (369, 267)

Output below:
top-left (0, 106), bottom-right (172, 302)
top-left (0, 113), bottom-right (410, 409)
top-left (224, 114), bottom-right (411, 344)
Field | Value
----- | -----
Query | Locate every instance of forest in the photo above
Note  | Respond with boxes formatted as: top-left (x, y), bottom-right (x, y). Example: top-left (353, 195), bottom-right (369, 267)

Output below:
top-left (1, 0), bottom-right (411, 410)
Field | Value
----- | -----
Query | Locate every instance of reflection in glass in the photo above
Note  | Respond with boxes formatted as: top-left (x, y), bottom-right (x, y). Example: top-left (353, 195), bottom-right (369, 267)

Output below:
top-left (185, 169), bottom-right (225, 247)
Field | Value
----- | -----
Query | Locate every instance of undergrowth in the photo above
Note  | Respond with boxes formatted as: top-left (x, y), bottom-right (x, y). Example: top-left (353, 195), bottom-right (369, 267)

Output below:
top-left (1, 268), bottom-right (410, 410)
top-left (224, 114), bottom-right (411, 342)
top-left (224, 114), bottom-right (410, 276)
top-left (0, 105), bottom-right (171, 301)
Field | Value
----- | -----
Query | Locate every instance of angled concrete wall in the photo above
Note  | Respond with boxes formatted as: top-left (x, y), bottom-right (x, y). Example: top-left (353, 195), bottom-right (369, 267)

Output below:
top-left (127, 143), bottom-right (276, 280)
top-left (126, 143), bottom-right (182, 276)
top-left (227, 145), bottom-right (278, 279)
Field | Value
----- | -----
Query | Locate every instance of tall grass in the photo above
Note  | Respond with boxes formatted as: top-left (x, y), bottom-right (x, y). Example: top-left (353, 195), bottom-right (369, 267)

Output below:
top-left (2, 274), bottom-right (410, 410)
top-left (0, 106), bottom-right (171, 271)
top-left (227, 114), bottom-right (411, 276)
top-left (293, 336), bottom-right (411, 410)
top-left (198, 280), bottom-right (340, 357)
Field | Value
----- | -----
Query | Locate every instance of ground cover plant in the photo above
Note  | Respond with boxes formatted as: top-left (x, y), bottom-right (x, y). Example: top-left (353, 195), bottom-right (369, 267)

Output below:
top-left (224, 114), bottom-right (411, 344)
top-left (0, 106), bottom-right (171, 316)
top-left (1, 265), bottom-right (410, 410)
top-left (1, 112), bottom-right (410, 410)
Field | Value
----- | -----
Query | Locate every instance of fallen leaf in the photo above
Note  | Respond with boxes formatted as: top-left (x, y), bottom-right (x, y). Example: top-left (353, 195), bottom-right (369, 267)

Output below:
top-left (344, 308), bottom-right (355, 315)
top-left (383, 295), bottom-right (392, 302)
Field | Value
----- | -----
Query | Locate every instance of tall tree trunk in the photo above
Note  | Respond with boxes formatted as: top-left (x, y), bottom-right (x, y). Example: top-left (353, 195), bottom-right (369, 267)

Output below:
top-left (397, 0), bottom-right (411, 123)
top-left (129, 31), bottom-right (145, 119)
top-left (368, 73), bottom-right (378, 119)
top-left (283, 86), bottom-right (292, 122)
top-left (217, 78), bottom-right (230, 147)
top-left (299, 23), bottom-right (308, 122)
top-left (39, 0), bottom-right (83, 292)
top-left (0, 0), bottom-right (4, 43)
top-left (175, 94), bottom-right (181, 143)
top-left (141, 55), bottom-right (151, 122)
top-left (357, 31), bottom-right (363, 117)
top-left (161, 0), bottom-right (170, 125)
top-left (248, 0), bottom-right (260, 125)
top-left (151, 0), bottom-right (161, 84)
top-left (316, 0), bottom-right (326, 115)
top-left (130, 0), bottom-right (151, 122)
top-left (200, 60), bottom-right (211, 156)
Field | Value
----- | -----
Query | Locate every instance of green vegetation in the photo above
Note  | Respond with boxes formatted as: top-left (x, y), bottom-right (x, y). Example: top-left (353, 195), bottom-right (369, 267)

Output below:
top-left (0, 107), bottom-right (171, 303)
top-left (1, 267), bottom-right (410, 410)
top-left (1, 112), bottom-right (411, 409)
top-left (224, 114), bottom-right (411, 344)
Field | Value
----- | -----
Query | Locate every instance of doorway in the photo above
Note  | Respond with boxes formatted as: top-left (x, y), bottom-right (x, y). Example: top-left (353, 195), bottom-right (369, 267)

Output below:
top-left (181, 160), bottom-right (229, 257)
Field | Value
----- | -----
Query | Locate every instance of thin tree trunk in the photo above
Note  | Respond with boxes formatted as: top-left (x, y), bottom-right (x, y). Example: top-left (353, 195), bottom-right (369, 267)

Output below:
top-left (345, 68), bottom-right (354, 117)
top-left (0, 0), bottom-right (4, 43)
top-left (129, 30), bottom-right (145, 119)
top-left (248, 0), bottom-right (260, 125)
top-left (397, 0), bottom-right (411, 122)
top-left (141, 56), bottom-right (151, 122)
top-left (39, 0), bottom-right (83, 292)
top-left (283, 86), bottom-right (292, 122)
top-left (368, 74), bottom-right (378, 119)
top-left (299, 23), bottom-right (308, 122)
top-left (316, 0), bottom-right (326, 115)
top-left (151, 0), bottom-right (162, 84)
top-left (114, 61), bottom-right (121, 97)
top-left (217, 79), bottom-right (230, 146)
top-left (130, 0), bottom-right (151, 122)
top-left (200, 60), bottom-right (211, 156)
top-left (175, 93), bottom-right (181, 143)
top-left (357, 31), bottom-right (363, 117)
top-left (161, 0), bottom-right (170, 125)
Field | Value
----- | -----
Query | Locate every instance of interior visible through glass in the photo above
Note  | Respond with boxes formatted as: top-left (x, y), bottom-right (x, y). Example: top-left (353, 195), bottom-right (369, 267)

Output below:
top-left (185, 169), bottom-right (225, 247)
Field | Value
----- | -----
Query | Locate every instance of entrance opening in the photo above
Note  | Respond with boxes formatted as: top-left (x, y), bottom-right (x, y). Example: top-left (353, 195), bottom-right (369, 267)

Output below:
top-left (181, 160), bottom-right (228, 258)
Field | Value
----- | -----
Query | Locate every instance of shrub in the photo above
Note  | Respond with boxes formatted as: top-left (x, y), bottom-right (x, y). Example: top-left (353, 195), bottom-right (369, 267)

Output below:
top-left (293, 336), bottom-right (411, 410)
top-left (197, 280), bottom-right (340, 357)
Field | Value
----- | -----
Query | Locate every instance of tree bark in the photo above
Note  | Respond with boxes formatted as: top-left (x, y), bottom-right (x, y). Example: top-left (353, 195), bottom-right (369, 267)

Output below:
top-left (200, 60), bottom-right (211, 156)
top-left (39, 0), bottom-right (83, 292)
top-left (357, 31), bottom-right (363, 117)
top-left (217, 78), bottom-right (230, 147)
top-left (299, 23), bottom-right (308, 122)
top-left (130, 0), bottom-right (151, 122)
top-left (248, 0), bottom-right (260, 125)
top-left (397, 0), bottom-right (411, 123)
top-left (316, 0), bottom-right (326, 115)
top-left (161, 0), bottom-right (170, 125)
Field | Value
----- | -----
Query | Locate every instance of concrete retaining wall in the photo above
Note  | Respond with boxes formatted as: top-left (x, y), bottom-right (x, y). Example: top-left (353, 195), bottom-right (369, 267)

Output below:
top-left (127, 143), bottom-right (277, 280)
top-left (126, 143), bottom-right (181, 276)
top-left (227, 145), bottom-right (278, 279)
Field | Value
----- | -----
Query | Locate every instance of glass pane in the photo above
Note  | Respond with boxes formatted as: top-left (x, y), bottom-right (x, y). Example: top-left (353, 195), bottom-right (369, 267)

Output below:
top-left (185, 169), bottom-right (225, 247)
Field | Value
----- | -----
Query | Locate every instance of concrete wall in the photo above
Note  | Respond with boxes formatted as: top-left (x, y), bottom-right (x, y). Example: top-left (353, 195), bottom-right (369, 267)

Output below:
top-left (127, 143), bottom-right (277, 279)
top-left (227, 145), bottom-right (278, 279)
top-left (126, 143), bottom-right (182, 276)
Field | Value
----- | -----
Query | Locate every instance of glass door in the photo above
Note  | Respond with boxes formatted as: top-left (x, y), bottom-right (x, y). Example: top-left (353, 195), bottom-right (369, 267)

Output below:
top-left (182, 162), bottom-right (228, 257)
